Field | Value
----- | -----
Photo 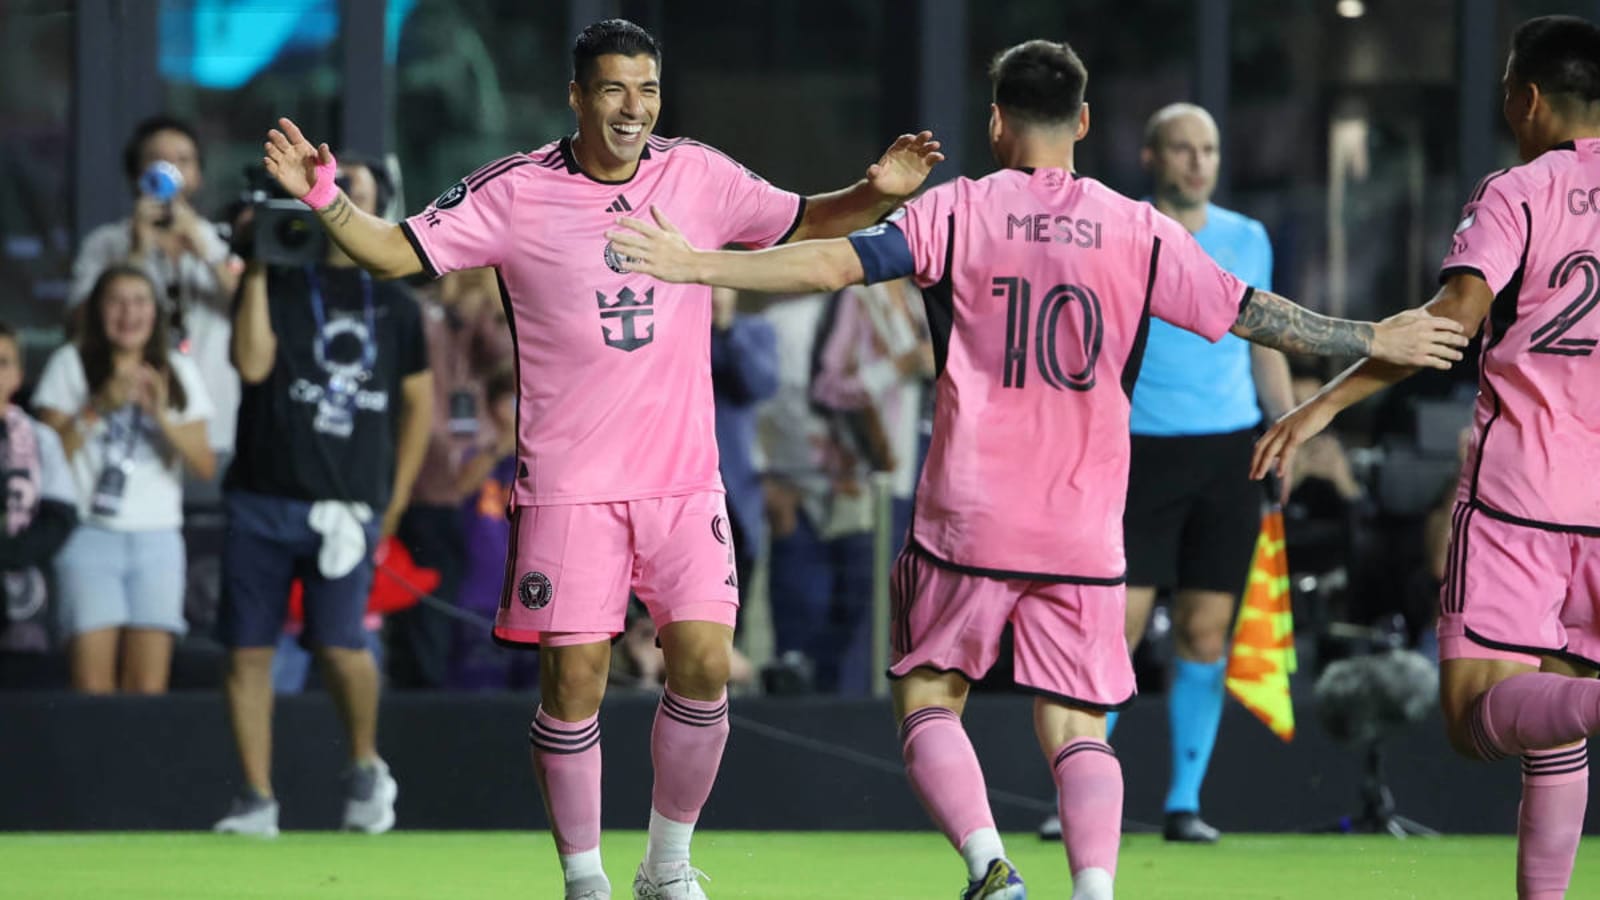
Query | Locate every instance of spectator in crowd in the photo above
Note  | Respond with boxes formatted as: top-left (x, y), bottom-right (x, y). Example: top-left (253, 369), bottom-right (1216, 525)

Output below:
top-left (213, 155), bottom-right (430, 837)
top-left (388, 266), bottom-right (511, 690)
top-left (810, 277), bottom-right (933, 547)
top-left (758, 291), bottom-right (876, 695)
top-left (33, 266), bottom-right (216, 692)
top-left (447, 364), bottom-right (535, 691)
top-left (711, 286), bottom-right (778, 604)
top-left (0, 322), bottom-right (77, 653)
top-left (70, 115), bottom-right (240, 461)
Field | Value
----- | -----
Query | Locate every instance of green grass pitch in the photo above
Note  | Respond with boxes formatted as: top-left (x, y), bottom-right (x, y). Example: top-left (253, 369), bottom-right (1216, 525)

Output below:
top-left (0, 831), bottom-right (1585, 898)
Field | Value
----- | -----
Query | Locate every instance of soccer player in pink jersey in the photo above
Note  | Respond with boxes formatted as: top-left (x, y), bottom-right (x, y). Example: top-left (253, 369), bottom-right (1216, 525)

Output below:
top-left (258, 18), bottom-right (943, 900)
top-left (1255, 16), bottom-right (1600, 899)
top-left (607, 39), bottom-right (1467, 900)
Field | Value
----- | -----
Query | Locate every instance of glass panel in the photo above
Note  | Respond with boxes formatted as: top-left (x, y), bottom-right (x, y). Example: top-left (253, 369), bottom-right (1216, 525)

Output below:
top-left (0, 1), bottom-right (75, 381)
top-left (965, 0), bottom-right (1195, 194)
top-left (159, 0), bottom-right (344, 216)
top-left (390, 0), bottom-right (569, 207)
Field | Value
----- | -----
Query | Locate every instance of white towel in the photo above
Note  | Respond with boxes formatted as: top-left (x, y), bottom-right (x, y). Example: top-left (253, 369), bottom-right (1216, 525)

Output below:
top-left (307, 500), bottom-right (373, 579)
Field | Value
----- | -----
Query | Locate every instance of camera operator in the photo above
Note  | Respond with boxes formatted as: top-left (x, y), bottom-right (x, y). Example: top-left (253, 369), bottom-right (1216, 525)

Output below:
top-left (69, 116), bottom-right (240, 460)
top-left (212, 155), bottom-right (431, 837)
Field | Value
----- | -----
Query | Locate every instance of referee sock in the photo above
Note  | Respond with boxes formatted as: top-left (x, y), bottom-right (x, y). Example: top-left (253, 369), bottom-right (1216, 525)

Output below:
top-left (1052, 738), bottom-right (1123, 881)
top-left (899, 705), bottom-right (999, 880)
top-left (529, 707), bottom-right (604, 886)
top-left (1519, 742), bottom-right (1587, 900)
top-left (1164, 657), bottom-right (1226, 814)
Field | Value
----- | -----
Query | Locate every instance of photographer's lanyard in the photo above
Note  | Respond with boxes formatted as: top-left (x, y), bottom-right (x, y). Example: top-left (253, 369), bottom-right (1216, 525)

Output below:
top-left (307, 265), bottom-right (377, 385)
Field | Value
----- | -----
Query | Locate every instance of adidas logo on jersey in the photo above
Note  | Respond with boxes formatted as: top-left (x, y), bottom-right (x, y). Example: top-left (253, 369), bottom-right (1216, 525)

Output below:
top-left (605, 195), bottom-right (633, 213)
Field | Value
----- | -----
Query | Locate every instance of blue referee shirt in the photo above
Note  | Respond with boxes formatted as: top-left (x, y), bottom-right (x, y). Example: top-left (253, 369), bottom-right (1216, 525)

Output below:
top-left (1129, 203), bottom-right (1274, 436)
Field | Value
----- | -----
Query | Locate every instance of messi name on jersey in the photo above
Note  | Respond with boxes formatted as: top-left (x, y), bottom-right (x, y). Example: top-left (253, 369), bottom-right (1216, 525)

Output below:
top-left (1005, 213), bottom-right (1103, 248)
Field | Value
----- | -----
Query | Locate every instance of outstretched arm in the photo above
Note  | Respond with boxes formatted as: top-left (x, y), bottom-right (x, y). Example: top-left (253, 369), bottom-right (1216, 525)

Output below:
top-left (785, 132), bottom-right (944, 242)
top-left (1230, 290), bottom-right (1469, 368)
top-left (1251, 273), bottom-right (1493, 483)
top-left (263, 117), bottom-right (421, 280)
top-left (608, 207), bottom-right (865, 293)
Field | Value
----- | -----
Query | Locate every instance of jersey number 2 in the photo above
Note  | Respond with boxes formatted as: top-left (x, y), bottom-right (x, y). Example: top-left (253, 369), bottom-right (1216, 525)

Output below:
top-left (996, 276), bottom-right (1104, 391)
top-left (1531, 250), bottom-right (1600, 357)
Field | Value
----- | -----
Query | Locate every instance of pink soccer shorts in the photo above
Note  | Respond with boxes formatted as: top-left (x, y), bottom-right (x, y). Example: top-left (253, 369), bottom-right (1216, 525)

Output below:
top-left (887, 545), bottom-right (1136, 709)
top-left (493, 491), bottom-right (740, 647)
top-left (1437, 503), bottom-right (1600, 668)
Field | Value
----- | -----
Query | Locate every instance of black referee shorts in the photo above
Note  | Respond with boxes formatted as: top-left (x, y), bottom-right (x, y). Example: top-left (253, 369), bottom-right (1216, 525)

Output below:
top-left (1123, 428), bottom-right (1264, 596)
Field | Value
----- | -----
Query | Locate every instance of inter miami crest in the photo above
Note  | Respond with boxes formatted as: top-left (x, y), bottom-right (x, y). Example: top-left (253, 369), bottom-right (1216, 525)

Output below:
top-left (711, 514), bottom-right (729, 545)
top-left (603, 241), bottom-right (634, 275)
top-left (434, 181), bottom-right (467, 210)
top-left (517, 571), bottom-right (553, 610)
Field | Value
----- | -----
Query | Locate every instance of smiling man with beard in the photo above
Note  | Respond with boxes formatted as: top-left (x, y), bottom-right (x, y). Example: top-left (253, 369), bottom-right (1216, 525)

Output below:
top-left (258, 17), bottom-right (943, 900)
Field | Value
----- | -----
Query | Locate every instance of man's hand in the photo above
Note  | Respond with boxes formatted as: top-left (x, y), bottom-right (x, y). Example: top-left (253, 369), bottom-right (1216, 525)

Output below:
top-left (1251, 400), bottom-right (1340, 495)
top-left (129, 196), bottom-right (168, 254)
top-left (865, 131), bottom-right (945, 199)
top-left (263, 117), bottom-right (332, 201)
top-left (1370, 309), bottom-right (1471, 369)
top-left (606, 207), bottom-right (702, 283)
top-left (168, 198), bottom-right (212, 259)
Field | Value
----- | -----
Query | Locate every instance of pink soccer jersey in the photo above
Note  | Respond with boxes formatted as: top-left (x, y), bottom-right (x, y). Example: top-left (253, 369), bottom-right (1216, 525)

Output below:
top-left (402, 136), bottom-right (804, 506)
top-left (1442, 138), bottom-right (1600, 530)
top-left (850, 169), bottom-right (1250, 580)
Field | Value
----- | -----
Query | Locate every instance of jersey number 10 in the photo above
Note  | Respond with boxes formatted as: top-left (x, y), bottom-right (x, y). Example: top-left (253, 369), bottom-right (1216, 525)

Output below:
top-left (995, 276), bottom-right (1104, 391)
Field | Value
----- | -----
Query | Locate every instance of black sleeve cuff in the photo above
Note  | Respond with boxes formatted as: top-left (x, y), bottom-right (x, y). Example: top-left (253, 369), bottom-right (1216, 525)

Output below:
top-left (1439, 265), bottom-right (1487, 286)
top-left (775, 196), bottom-right (808, 246)
top-left (398, 220), bottom-right (440, 280)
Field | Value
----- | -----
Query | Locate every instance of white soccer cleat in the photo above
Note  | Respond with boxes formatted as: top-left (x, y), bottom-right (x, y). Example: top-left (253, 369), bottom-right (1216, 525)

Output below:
top-left (341, 757), bottom-right (398, 834)
top-left (213, 790), bottom-right (280, 838)
top-left (632, 862), bottom-right (710, 899)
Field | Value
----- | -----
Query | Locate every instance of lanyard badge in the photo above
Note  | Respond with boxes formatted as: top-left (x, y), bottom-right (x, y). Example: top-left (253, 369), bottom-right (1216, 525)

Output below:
top-left (90, 406), bottom-right (142, 518)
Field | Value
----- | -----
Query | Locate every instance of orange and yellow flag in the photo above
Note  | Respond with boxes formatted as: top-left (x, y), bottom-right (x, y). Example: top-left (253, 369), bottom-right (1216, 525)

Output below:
top-left (1225, 508), bottom-right (1296, 742)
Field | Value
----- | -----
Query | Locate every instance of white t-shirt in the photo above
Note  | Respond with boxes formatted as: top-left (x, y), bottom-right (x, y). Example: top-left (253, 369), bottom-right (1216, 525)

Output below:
top-left (32, 344), bottom-right (213, 531)
top-left (70, 218), bottom-right (239, 453)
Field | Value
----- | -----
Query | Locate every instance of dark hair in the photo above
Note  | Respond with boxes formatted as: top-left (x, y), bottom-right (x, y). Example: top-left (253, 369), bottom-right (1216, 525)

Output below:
top-left (122, 115), bottom-right (203, 183)
top-left (79, 265), bottom-right (187, 412)
top-left (336, 153), bottom-right (396, 216)
top-left (572, 18), bottom-right (661, 87)
top-left (484, 363), bottom-right (517, 405)
top-left (989, 40), bottom-right (1089, 126)
top-left (1510, 16), bottom-right (1600, 107)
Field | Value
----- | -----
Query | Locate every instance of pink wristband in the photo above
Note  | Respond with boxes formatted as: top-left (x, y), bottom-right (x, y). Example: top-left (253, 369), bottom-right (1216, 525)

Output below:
top-left (301, 152), bottom-right (341, 210)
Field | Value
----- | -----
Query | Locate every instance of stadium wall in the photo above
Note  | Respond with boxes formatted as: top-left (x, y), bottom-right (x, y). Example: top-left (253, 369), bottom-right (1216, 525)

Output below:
top-left (0, 693), bottom-right (1565, 834)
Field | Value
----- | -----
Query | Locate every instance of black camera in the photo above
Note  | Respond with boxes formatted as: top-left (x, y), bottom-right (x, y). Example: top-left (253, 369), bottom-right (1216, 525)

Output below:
top-left (232, 165), bottom-right (328, 266)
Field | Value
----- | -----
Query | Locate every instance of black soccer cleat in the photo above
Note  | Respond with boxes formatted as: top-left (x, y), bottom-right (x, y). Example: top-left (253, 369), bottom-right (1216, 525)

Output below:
top-left (1163, 811), bottom-right (1221, 843)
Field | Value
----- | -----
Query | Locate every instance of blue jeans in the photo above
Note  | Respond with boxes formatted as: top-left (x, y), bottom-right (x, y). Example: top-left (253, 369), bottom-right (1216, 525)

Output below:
top-left (768, 509), bottom-right (876, 696)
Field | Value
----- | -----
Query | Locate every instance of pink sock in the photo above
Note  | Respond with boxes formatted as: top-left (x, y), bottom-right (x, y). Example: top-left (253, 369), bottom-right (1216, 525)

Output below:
top-left (1052, 738), bottom-right (1123, 878)
top-left (1471, 673), bottom-right (1600, 759)
top-left (650, 688), bottom-right (731, 823)
top-left (899, 706), bottom-right (996, 850)
top-left (1519, 741), bottom-right (1588, 900)
top-left (529, 706), bottom-right (602, 855)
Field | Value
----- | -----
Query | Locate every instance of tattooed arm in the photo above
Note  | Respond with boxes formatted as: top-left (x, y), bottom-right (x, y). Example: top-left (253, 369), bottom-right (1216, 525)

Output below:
top-left (1250, 273), bottom-right (1491, 483)
top-left (313, 192), bottom-right (423, 280)
top-left (263, 117), bottom-right (422, 279)
top-left (1230, 289), bottom-right (1470, 368)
